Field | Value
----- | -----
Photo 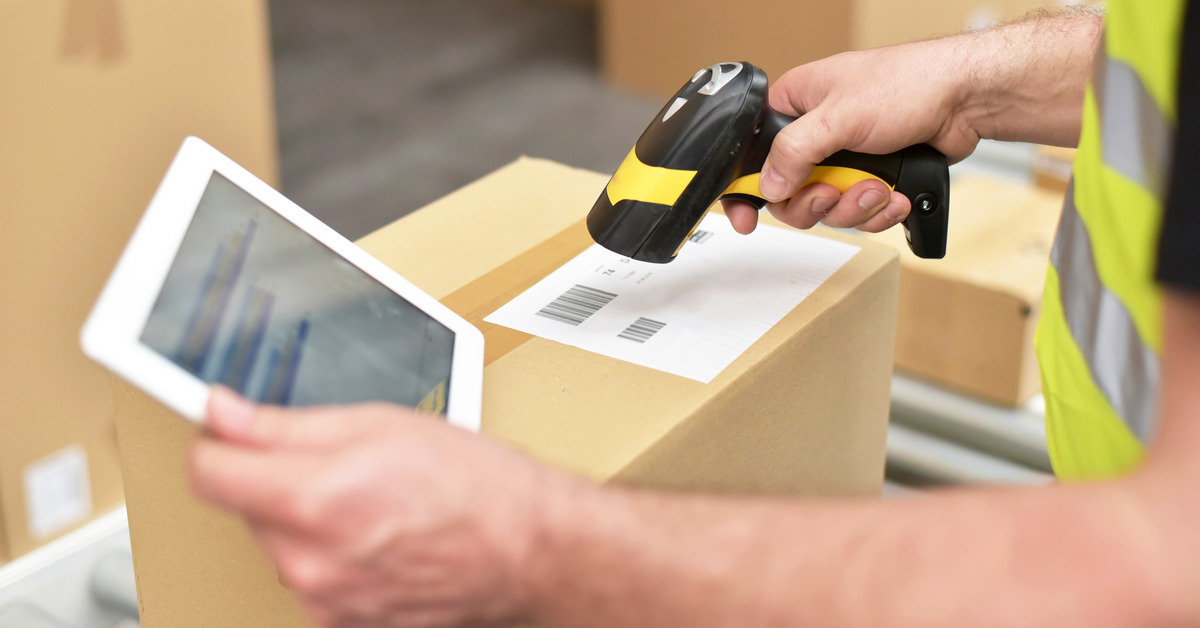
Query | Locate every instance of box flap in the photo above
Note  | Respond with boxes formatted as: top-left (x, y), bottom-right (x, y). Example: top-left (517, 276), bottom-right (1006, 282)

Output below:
top-left (356, 156), bottom-right (608, 300)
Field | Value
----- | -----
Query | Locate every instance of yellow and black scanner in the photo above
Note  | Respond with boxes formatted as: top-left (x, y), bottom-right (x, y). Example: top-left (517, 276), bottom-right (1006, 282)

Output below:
top-left (587, 62), bottom-right (950, 263)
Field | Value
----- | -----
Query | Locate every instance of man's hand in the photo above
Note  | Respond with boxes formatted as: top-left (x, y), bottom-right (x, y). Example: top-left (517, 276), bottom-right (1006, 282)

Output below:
top-left (725, 9), bottom-right (1103, 236)
top-left (724, 39), bottom-right (981, 237)
top-left (188, 388), bottom-right (571, 628)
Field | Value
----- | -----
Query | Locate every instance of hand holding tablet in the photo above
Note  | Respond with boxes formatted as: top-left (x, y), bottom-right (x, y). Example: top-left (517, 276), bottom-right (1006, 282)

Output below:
top-left (82, 137), bottom-right (484, 430)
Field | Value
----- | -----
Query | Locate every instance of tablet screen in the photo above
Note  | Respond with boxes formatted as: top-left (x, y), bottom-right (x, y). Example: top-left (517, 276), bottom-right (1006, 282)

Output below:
top-left (139, 173), bottom-right (455, 413)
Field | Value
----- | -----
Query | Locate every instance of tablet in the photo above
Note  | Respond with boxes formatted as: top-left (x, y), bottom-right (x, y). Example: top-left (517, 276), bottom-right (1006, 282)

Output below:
top-left (82, 137), bottom-right (484, 431)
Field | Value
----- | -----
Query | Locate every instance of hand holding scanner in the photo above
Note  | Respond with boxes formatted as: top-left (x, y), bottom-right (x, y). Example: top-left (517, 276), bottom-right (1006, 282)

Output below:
top-left (587, 62), bottom-right (950, 263)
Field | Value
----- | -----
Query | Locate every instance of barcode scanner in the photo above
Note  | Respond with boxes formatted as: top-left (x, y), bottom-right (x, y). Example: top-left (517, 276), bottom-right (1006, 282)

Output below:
top-left (586, 62), bottom-right (950, 263)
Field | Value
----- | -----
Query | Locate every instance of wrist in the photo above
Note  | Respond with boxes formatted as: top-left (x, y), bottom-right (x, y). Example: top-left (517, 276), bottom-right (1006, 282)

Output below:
top-left (518, 471), bottom-right (607, 625)
top-left (957, 26), bottom-right (1011, 142)
top-left (920, 33), bottom-right (995, 147)
top-left (956, 9), bottom-right (1103, 145)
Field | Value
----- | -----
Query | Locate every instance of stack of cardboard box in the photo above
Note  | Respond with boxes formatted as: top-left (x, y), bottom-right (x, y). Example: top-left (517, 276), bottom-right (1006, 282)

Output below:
top-left (0, 0), bottom-right (277, 563)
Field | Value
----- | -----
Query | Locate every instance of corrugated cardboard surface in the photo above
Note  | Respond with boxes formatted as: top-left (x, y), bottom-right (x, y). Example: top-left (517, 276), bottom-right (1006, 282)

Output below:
top-left (1032, 145), bottom-right (1077, 193)
top-left (535, 0), bottom-right (595, 6)
top-left (0, 0), bottom-right (277, 562)
top-left (600, 0), bottom-right (852, 99)
top-left (116, 157), bottom-right (898, 626)
top-left (600, 0), bottom-right (1073, 98)
top-left (863, 176), bottom-right (1065, 406)
top-left (850, 0), bottom-right (1059, 50)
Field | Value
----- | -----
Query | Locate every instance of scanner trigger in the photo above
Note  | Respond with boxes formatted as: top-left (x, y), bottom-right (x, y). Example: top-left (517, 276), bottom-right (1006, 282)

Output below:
top-left (720, 192), bottom-right (769, 211)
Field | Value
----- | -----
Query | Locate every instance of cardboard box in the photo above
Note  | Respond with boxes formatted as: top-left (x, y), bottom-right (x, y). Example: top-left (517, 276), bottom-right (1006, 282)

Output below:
top-left (0, 0), bottom-right (277, 562)
top-left (863, 176), bottom-right (1065, 406)
top-left (1032, 145), bottom-right (1077, 193)
top-left (114, 157), bottom-right (899, 626)
top-left (600, 0), bottom-right (1086, 98)
top-left (535, 0), bottom-right (595, 7)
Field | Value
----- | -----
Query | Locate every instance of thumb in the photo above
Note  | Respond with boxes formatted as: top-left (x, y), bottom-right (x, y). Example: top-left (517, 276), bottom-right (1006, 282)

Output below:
top-left (758, 106), bottom-right (846, 203)
top-left (720, 199), bottom-right (760, 235)
top-left (205, 386), bottom-right (380, 450)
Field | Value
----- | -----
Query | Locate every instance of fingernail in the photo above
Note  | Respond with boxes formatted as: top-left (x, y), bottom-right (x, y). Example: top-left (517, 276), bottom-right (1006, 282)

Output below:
top-left (859, 190), bottom-right (887, 213)
top-left (811, 196), bottom-right (835, 216)
top-left (209, 387), bottom-right (253, 431)
top-left (759, 167), bottom-right (788, 202)
top-left (883, 202), bottom-right (905, 224)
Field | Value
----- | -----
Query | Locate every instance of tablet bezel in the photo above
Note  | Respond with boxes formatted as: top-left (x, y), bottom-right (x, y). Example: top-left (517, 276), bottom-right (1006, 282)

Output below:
top-left (81, 137), bottom-right (484, 431)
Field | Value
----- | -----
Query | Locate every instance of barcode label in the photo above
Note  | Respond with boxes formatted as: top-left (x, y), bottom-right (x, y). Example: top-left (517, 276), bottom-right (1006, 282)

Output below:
top-left (618, 317), bottom-right (667, 343)
top-left (688, 230), bottom-right (714, 244)
top-left (23, 445), bottom-right (92, 539)
top-left (536, 284), bottom-right (617, 326)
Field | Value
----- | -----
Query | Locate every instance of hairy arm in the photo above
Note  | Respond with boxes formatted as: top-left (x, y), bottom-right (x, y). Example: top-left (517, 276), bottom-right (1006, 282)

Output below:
top-left (729, 9), bottom-right (1103, 237)
top-left (185, 295), bottom-right (1200, 628)
top-left (957, 7), bottom-right (1105, 147)
top-left (517, 292), bottom-right (1200, 628)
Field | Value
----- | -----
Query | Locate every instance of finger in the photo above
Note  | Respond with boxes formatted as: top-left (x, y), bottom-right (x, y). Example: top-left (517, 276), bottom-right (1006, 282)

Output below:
top-left (758, 106), bottom-right (846, 203)
top-left (299, 601), bottom-right (338, 628)
top-left (719, 199), bottom-right (761, 234)
top-left (767, 63), bottom-right (825, 117)
top-left (251, 524), bottom-right (377, 596)
top-left (856, 192), bottom-right (913, 233)
top-left (817, 180), bottom-right (894, 229)
top-left (253, 524), bottom-right (325, 591)
top-left (188, 436), bottom-right (317, 523)
top-left (763, 182), bottom-right (840, 231)
top-left (206, 386), bottom-right (393, 450)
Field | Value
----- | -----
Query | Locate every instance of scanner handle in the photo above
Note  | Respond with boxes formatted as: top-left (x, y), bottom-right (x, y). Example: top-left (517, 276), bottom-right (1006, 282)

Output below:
top-left (719, 109), bottom-right (950, 259)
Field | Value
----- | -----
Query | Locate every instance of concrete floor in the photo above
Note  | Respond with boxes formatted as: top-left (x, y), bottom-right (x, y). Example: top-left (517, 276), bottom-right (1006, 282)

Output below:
top-left (270, 0), bottom-right (660, 241)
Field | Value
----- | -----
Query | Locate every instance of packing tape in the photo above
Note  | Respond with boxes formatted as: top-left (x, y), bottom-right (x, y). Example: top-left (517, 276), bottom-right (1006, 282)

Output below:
top-left (61, 0), bottom-right (124, 61)
top-left (440, 219), bottom-right (595, 366)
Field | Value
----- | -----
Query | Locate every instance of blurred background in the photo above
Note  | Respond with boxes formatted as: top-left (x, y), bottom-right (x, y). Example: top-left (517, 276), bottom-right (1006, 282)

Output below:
top-left (1, 0), bottom-right (1092, 625)
top-left (273, 0), bottom-right (1082, 239)
top-left (273, 0), bottom-right (657, 240)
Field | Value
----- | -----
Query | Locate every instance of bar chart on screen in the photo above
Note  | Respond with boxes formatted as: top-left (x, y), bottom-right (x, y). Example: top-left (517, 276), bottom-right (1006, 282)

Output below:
top-left (137, 173), bottom-right (457, 410)
top-left (169, 219), bottom-right (313, 405)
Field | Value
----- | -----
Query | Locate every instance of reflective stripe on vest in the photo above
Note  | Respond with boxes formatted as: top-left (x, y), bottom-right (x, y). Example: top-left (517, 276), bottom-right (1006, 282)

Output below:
top-left (1050, 183), bottom-right (1161, 442)
top-left (1094, 36), bottom-right (1176, 198)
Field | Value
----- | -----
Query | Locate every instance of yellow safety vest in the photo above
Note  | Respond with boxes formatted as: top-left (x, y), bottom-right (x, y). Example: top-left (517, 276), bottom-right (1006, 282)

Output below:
top-left (1036, 1), bottom-right (1187, 480)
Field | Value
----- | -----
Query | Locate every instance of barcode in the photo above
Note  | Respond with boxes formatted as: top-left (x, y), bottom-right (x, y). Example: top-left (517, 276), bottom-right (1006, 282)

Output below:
top-left (688, 230), bottom-right (713, 244)
top-left (618, 317), bottom-right (666, 343)
top-left (536, 284), bottom-right (617, 326)
top-left (23, 446), bottom-right (91, 539)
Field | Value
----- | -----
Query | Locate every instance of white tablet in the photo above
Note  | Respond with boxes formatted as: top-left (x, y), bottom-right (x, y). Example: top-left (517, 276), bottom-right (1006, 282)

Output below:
top-left (82, 137), bottom-right (484, 431)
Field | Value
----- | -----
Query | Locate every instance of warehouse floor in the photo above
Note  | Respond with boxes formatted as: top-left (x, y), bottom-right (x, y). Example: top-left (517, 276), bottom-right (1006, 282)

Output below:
top-left (271, 0), bottom-right (659, 241)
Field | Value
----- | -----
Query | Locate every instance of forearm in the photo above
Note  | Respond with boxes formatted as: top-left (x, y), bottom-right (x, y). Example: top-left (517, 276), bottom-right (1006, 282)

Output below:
top-left (525, 477), bottom-right (1176, 628)
top-left (756, 7), bottom-right (1102, 200)
top-left (958, 8), bottom-right (1104, 146)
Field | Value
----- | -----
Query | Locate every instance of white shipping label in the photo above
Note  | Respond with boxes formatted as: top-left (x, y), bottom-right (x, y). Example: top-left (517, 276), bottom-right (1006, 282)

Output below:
top-left (23, 445), bottom-right (93, 539)
top-left (484, 214), bottom-right (860, 383)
